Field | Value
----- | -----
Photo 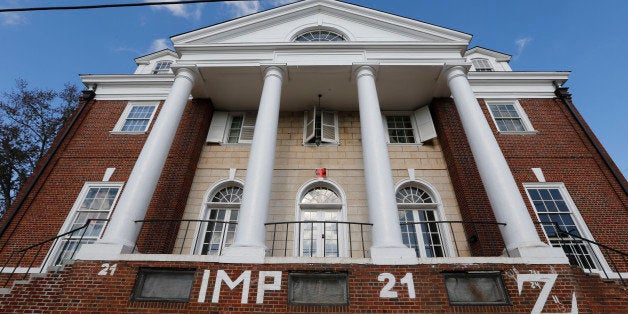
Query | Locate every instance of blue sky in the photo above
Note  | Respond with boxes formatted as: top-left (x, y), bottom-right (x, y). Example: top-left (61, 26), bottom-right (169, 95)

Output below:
top-left (1, 0), bottom-right (626, 176)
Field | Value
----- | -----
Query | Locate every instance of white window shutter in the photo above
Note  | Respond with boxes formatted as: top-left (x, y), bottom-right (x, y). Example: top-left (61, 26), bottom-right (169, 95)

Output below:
top-left (206, 111), bottom-right (228, 143)
top-left (321, 111), bottom-right (338, 143)
top-left (304, 108), bottom-right (316, 143)
top-left (238, 113), bottom-right (257, 143)
top-left (413, 106), bottom-right (437, 142)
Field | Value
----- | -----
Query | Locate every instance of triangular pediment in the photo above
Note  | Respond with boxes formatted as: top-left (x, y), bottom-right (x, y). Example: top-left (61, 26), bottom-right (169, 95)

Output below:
top-left (172, 0), bottom-right (471, 46)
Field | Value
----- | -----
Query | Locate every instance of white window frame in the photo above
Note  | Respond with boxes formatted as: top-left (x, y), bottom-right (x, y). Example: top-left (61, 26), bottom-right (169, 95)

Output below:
top-left (485, 100), bottom-right (536, 134)
top-left (382, 107), bottom-right (437, 144)
top-left (294, 179), bottom-right (348, 257)
top-left (112, 102), bottom-right (158, 134)
top-left (394, 179), bottom-right (454, 258)
top-left (192, 180), bottom-right (243, 256)
top-left (524, 182), bottom-right (616, 275)
top-left (152, 60), bottom-right (173, 74)
top-left (471, 58), bottom-right (494, 72)
top-left (206, 111), bottom-right (256, 144)
top-left (47, 181), bottom-right (123, 267)
top-left (302, 109), bottom-right (339, 145)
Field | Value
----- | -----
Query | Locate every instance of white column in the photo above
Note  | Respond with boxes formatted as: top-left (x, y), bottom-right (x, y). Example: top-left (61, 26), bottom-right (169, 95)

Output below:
top-left (355, 66), bottom-right (416, 265)
top-left (92, 68), bottom-right (196, 254)
top-left (221, 66), bottom-right (284, 263)
top-left (446, 66), bottom-right (566, 260)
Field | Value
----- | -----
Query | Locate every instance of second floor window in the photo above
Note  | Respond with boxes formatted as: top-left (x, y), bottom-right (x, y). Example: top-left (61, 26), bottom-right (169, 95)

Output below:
top-left (303, 109), bottom-right (338, 145)
top-left (113, 103), bottom-right (158, 133)
top-left (486, 101), bottom-right (534, 133)
top-left (206, 112), bottom-right (257, 144)
top-left (153, 61), bottom-right (173, 74)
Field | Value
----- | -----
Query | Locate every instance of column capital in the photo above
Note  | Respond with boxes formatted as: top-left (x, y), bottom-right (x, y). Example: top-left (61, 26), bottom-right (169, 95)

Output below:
top-left (444, 65), bottom-right (468, 83)
top-left (353, 64), bottom-right (378, 80)
top-left (261, 65), bottom-right (286, 81)
top-left (173, 67), bottom-right (198, 84)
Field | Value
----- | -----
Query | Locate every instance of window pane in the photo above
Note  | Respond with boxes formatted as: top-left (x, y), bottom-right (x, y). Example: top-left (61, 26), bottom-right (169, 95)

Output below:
top-left (386, 116), bottom-right (415, 144)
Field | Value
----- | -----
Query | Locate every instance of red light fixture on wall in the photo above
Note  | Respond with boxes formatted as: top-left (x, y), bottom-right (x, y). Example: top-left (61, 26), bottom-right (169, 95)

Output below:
top-left (315, 168), bottom-right (327, 178)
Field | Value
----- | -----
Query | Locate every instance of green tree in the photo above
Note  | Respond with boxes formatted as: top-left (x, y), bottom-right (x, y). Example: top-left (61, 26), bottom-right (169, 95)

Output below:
top-left (0, 79), bottom-right (80, 216)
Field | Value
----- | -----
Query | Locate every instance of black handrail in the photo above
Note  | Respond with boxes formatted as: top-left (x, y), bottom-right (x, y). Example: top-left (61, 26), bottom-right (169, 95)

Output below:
top-left (539, 222), bottom-right (627, 287)
top-left (265, 221), bottom-right (373, 258)
top-left (0, 218), bottom-right (108, 288)
top-left (134, 219), bottom-right (238, 255)
top-left (399, 220), bottom-right (508, 257)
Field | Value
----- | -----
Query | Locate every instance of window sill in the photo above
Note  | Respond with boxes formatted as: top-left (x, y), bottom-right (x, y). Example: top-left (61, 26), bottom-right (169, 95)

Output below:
top-left (109, 131), bottom-right (149, 135)
top-left (496, 130), bottom-right (538, 135)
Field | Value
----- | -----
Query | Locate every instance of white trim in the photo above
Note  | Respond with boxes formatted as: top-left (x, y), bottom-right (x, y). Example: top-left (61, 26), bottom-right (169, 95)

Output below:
top-left (191, 179), bottom-right (245, 255)
top-left (102, 168), bottom-right (116, 182)
top-left (293, 178), bottom-right (348, 257)
top-left (111, 102), bottom-right (159, 134)
top-left (531, 168), bottom-right (546, 182)
top-left (485, 99), bottom-right (536, 134)
top-left (394, 179), bottom-right (456, 258)
top-left (523, 182), bottom-right (614, 276)
top-left (45, 182), bottom-right (123, 269)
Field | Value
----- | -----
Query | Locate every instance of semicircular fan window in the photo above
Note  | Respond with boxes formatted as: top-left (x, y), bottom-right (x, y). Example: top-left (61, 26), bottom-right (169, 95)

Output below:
top-left (295, 30), bottom-right (345, 42)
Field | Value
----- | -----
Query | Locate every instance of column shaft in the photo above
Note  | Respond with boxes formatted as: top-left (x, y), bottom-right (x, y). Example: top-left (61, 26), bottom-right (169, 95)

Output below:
top-left (232, 66), bottom-right (284, 248)
top-left (355, 66), bottom-right (407, 248)
top-left (101, 68), bottom-right (196, 249)
top-left (445, 66), bottom-right (545, 252)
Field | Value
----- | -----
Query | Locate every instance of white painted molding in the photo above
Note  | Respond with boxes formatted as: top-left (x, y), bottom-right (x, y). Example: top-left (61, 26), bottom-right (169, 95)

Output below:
top-left (532, 168), bottom-right (546, 182)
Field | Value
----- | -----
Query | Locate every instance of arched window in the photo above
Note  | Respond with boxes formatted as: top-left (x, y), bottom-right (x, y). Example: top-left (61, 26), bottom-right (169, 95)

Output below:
top-left (297, 182), bottom-right (345, 257)
top-left (294, 29), bottom-right (345, 42)
top-left (396, 183), bottom-right (447, 257)
top-left (196, 184), bottom-right (242, 255)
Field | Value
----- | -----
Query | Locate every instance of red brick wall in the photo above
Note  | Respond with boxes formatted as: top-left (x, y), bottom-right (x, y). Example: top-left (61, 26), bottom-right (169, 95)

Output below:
top-left (0, 98), bottom-right (213, 264)
top-left (431, 97), bottom-right (628, 257)
top-left (0, 260), bottom-right (625, 313)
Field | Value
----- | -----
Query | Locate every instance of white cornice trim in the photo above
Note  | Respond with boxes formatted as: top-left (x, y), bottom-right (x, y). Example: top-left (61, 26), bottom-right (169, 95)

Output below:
top-left (172, 0), bottom-right (471, 45)
top-left (468, 71), bottom-right (570, 99)
top-left (80, 74), bottom-right (176, 101)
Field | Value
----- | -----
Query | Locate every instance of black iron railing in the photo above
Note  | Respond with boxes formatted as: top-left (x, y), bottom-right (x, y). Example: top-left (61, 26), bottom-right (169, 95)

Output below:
top-left (0, 219), bottom-right (108, 288)
top-left (134, 219), bottom-right (237, 255)
top-left (539, 222), bottom-right (627, 287)
top-left (265, 221), bottom-right (373, 258)
top-left (399, 220), bottom-right (508, 257)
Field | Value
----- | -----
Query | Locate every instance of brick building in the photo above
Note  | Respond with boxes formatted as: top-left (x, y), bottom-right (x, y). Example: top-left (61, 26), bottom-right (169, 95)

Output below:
top-left (0, 0), bottom-right (626, 312)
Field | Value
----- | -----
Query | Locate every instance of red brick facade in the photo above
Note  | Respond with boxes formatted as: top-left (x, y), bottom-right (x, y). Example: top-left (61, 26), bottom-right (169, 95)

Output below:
top-left (431, 96), bottom-right (628, 258)
top-left (0, 98), bottom-right (213, 263)
top-left (0, 260), bottom-right (626, 313)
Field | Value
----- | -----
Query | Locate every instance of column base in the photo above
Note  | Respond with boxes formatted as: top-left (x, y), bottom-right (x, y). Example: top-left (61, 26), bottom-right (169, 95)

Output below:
top-left (507, 244), bottom-right (569, 264)
top-left (371, 246), bottom-right (418, 265)
top-left (219, 246), bottom-right (266, 264)
top-left (74, 243), bottom-right (135, 261)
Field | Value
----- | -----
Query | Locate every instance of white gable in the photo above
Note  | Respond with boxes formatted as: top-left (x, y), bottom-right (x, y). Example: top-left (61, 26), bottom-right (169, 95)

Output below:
top-left (172, 0), bottom-right (471, 45)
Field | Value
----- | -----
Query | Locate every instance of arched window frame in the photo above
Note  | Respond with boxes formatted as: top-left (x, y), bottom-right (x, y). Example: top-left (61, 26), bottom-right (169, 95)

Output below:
top-left (288, 25), bottom-right (353, 42)
top-left (192, 179), bottom-right (244, 255)
top-left (294, 179), bottom-right (348, 257)
top-left (394, 179), bottom-right (454, 258)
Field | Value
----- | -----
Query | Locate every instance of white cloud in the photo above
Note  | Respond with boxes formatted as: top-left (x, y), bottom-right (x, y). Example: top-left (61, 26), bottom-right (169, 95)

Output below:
top-left (148, 38), bottom-right (172, 53)
top-left (0, 12), bottom-right (27, 26)
top-left (225, 1), bottom-right (261, 17)
top-left (143, 0), bottom-right (202, 19)
top-left (224, 0), bottom-right (298, 18)
top-left (270, 0), bottom-right (299, 5)
top-left (514, 37), bottom-right (533, 59)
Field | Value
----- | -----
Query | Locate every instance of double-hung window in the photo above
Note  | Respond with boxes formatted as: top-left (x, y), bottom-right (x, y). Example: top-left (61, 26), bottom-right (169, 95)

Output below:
top-left (303, 108), bottom-right (338, 145)
top-left (383, 106), bottom-right (437, 144)
top-left (206, 112), bottom-right (256, 144)
top-left (113, 103), bottom-right (158, 133)
top-left (195, 185), bottom-right (241, 255)
top-left (525, 183), bottom-right (598, 270)
top-left (396, 184), bottom-right (447, 257)
top-left (51, 182), bottom-right (122, 265)
top-left (486, 100), bottom-right (534, 133)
